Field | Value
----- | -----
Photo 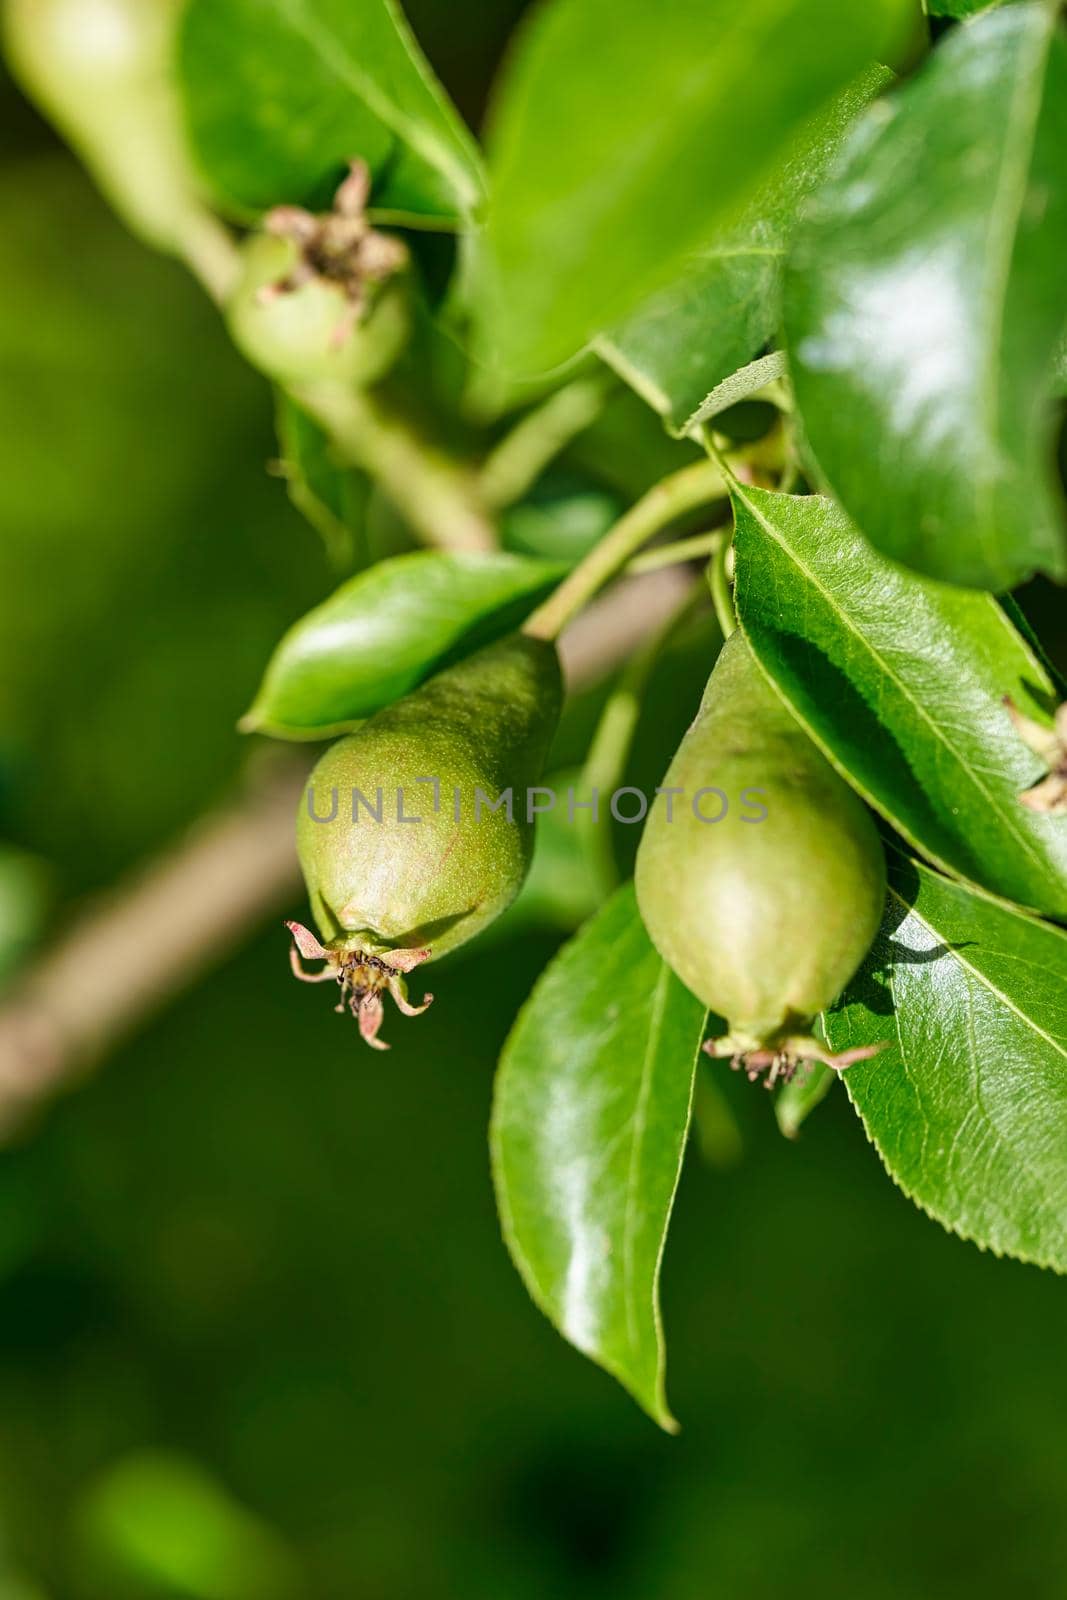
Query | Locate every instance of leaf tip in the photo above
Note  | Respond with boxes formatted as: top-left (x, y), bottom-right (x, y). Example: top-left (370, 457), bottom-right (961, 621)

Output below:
top-left (656, 1407), bottom-right (681, 1437)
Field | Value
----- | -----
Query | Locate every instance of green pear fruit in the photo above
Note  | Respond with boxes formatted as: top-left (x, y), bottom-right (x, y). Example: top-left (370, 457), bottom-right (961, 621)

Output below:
top-left (635, 631), bottom-right (886, 1081)
top-left (290, 632), bottom-right (562, 1047)
top-left (227, 232), bottom-right (409, 389)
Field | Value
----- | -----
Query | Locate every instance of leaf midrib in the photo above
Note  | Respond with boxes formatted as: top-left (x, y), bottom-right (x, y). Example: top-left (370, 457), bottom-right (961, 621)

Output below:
top-left (737, 485), bottom-right (1050, 882)
top-left (621, 962), bottom-right (671, 1357)
top-left (887, 882), bottom-right (1067, 1058)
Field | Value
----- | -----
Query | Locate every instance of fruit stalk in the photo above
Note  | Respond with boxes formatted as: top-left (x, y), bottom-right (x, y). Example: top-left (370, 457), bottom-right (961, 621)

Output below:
top-left (521, 460), bottom-right (726, 641)
top-left (296, 379), bottom-right (497, 554)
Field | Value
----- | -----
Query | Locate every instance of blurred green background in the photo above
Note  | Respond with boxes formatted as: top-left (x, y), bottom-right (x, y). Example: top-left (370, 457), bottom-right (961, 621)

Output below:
top-left (3, 7), bottom-right (1067, 1597)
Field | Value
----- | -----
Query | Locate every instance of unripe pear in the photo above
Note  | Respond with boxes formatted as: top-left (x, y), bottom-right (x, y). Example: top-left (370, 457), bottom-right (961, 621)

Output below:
top-left (289, 632), bottom-right (562, 1047)
top-left (635, 631), bottom-right (886, 1081)
top-left (227, 232), bottom-right (410, 389)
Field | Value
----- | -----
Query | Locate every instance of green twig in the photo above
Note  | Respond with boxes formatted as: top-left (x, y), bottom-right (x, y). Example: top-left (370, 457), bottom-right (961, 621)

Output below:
top-left (478, 373), bottom-right (614, 509)
top-left (295, 379), bottom-right (497, 553)
top-left (625, 529), bottom-right (724, 576)
top-left (576, 582), bottom-right (703, 896)
top-left (174, 210), bottom-right (241, 306)
top-left (708, 531), bottom-right (737, 639)
top-left (522, 459), bottom-right (726, 641)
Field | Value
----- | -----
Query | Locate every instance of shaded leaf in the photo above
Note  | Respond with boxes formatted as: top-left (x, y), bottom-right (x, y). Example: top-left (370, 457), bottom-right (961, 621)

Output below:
top-left (243, 551), bottom-right (563, 738)
top-left (477, 0), bottom-right (913, 376)
top-left (732, 484), bottom-right (1067, 917)
top-left (501, 469), bottom-right (623, 564)
top-left (785, 4), bottom-right (1067, 589)
top-left (826, 851), bottom-right (1067, 1271)
top-left (602, 68), bottom-right (891, 433)
top-left (1001, 592), bottom-right (1067, 698)
top-left (178, 0), bottom-right (485, 221)
top-left (491, 883), bottom-right (706, 1428)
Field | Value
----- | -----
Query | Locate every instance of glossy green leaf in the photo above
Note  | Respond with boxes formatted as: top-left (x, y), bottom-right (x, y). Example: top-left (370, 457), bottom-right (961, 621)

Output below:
top-left (274, 394), bottom-right (369, 570)
top-left (785, 4), bottom-right (1067, 590)
top-left (477, 0), bottom-right (914, 376)
top-left (732, 483), bottom-right (1067, 918)
top-left (826, 851), bottom-right (1067, 1271)
top-left (242, 551), bottom-right (563, 738)
top-left (178, 0), bottom-right (485, 221)
top-left (601, 69), bottom-right (891, 433)
top-left (491, 883), bottom-right (706, 1429)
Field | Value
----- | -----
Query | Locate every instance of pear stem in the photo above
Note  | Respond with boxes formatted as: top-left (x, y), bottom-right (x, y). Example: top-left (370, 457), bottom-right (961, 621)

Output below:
top-left (522, 459), bottom-right (726, 641)
top-left (624, 528), bottom-right (724, 575)
top-left (708, 530), bottom-right (737, 639)
top-left (479, 373), bottom-right (614, 509)
top-left (576, 581), bottom-right (703, 896)
top-left (295, 379), bottom-right (497, 553)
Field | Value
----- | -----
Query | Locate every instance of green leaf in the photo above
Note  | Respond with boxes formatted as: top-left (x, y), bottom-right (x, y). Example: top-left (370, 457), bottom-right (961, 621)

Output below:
top-left (732, 484), bottom-right (1067, 918)
top-left (601, 69), bottom-right (891, 433)
top-left (274, 395), bottom-right (369, 570)
top-left (178, 0), bottom-right (485, 222)
top-left (784, 4), bottom-right (1067, 590)
top-left (491, 883), bottom-right (706, 1429)
top-left (242, 551), bottom-right (564, 738)
top-left (476, 0), bottom-right (914, 377)
top-left (928, 0), bottom-right (1013, 15)
top-left (672, 354), bottom-right (788, 435)
top-left (826, 851), bottom-right (1067, 1271)
top-left (77, 1450), bottom-right (300, 1600)
top-left (501, 470), bottom-right (623, 564)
